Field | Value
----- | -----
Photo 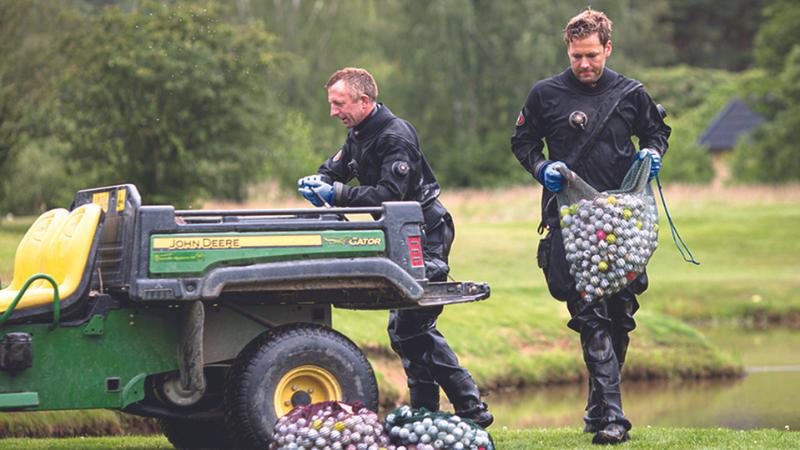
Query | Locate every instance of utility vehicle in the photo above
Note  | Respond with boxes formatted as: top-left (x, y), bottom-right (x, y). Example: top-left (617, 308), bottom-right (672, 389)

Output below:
top-left (0, 184), bottom-right (489, 449)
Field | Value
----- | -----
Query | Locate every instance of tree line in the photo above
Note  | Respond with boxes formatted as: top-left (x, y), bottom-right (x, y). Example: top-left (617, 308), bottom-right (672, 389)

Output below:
top-left (0, 0), bottom-right (797, 213)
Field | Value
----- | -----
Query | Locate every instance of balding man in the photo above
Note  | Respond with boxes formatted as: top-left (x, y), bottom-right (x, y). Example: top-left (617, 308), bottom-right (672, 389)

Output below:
top-left (298, 67), bottom-right (492, 427)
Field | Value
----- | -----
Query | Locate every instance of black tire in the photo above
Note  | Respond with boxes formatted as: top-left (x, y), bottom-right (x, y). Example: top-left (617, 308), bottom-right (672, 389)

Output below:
top-left (158, 418), bottom-right (236, 449)
top-left (224, 323), bottom-right (379, 449)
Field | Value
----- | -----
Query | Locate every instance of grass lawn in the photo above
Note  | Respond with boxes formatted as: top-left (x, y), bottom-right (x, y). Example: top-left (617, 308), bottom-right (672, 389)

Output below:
top-left (334, 184), bottom-right (800, 396)
top-left (0, 184), bottom-right (797, 433)
top-left (1, 427), bottom-right (798, 449)
top-left (441, 184), bottom-right (800, 325)
top-left (493, 427), bottom-right (800, 449)
top-left (2, 186), bottom-right (796, 392)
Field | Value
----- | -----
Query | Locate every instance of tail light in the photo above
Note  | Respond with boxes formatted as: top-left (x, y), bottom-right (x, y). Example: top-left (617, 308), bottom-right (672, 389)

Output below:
top-left (408, 236), bottom-right (424, 268)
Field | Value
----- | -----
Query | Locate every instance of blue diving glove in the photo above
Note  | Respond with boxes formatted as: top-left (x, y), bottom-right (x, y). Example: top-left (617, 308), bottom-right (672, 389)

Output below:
top-left (637, 148), bottom-right (661, 180)
top-left (541, 161), bottom-right (567, 193)
top-left (298, 179), bottom-right (334, 206)
top-left (297, 174), bottom-right (325, 188)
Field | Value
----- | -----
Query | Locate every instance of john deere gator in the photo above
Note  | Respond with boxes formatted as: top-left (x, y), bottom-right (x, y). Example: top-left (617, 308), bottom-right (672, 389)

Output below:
top-left (0, 184), bottom-right (489, 449)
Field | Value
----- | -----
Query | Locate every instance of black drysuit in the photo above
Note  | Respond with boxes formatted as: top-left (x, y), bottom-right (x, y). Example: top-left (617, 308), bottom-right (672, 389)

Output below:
top-left (317, 104), bottom-right (483, 413)
top-left (510, 68), bottom-right (671, 430)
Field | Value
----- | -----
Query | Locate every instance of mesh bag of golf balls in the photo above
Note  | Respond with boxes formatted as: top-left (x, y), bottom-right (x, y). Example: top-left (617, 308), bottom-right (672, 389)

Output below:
top-left (554, 155), bottom-right (659, 303)
top-left (383, 405), bottom-right (494, 450)
top-left (269, 400), bottom-right (393, 450)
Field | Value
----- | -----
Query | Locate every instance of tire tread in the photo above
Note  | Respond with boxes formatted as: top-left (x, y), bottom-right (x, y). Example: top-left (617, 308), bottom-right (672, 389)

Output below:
top-left (224, 323), bottom-right (378, 449)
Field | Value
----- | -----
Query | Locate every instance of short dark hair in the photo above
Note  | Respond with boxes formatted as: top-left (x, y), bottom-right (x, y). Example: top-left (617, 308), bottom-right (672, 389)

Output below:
top-left (325, 67), bottom-right (379, 102)
top-left (563, 9), bottom-right (613, 46)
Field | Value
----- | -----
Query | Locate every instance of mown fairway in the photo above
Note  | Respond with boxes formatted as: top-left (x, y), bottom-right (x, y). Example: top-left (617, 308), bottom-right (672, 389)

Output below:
top-left (333, 185), bottom-right (800, 395)
top-left (2, 427), bottom-right (799, 449)
top-left (0, 184), bottom-right (798, 443)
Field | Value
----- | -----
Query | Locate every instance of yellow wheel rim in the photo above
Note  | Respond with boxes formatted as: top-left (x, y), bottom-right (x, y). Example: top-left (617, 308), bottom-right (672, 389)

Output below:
top-left (274, 365), bottom-right (342, 416)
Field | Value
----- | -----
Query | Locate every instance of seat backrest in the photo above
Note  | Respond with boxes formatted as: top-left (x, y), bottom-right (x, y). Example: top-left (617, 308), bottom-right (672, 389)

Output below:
top-left (42, 203), bottom-right (103, 299)
top-left (71, 184), bottom-right (141, 293)
top-left (8, 209), bottom-right (69, 290)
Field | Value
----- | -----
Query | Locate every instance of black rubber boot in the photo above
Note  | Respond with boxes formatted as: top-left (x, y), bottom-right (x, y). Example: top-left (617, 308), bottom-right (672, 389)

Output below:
top-left (580, 320), bottom-right (631, 431)
top-left (583, 378), bottom-right (603, 433)
top-left (567, 292), bottom-right (638, 437)
top-left (592, 422), bottom-right (630, 445)
top-left (455, 401), bottom-right (494, 429)
top-left (409, 382), bottom-right (440, 412)
top-left (444, 373), bottom-right (493, 428)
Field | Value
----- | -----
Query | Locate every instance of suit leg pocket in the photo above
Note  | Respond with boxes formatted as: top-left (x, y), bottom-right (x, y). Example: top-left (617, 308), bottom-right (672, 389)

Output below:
top-left (538, 229), bottom-right (575, 302)
top-left (537, 233), bottom-right (552, 271)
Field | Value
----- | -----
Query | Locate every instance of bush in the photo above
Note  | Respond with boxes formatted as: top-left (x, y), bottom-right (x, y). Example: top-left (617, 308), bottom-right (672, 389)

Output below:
top-left (51, 1), bottom-right (283, 207)
top-left (0, 139), bottom-right (80, 214)
top-left (731, 46), bottom-right (800, 183)
top-left (655, 69), bottom-right (768, 184)
top-left (633, 66), bottom-right (735, 119)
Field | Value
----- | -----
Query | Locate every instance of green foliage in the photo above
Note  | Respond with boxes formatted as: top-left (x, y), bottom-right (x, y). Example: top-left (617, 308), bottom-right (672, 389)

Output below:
top-left (233, 0), bottom-right (387, 170)
top-left (51, 1), bottom-right (282, 206)
top-left (633, 66), bottom-right (734, 118)
top-left (0, 0), bottom-right (41, 172)
top-left (263, 111), bottom-right (325, 188)
top-left (0, 139), bottom-right (81, 214)
top-left (630, 66), bottom-right (741, 184)
top-left (374, 0), bottom-right (681, 187)
top-left (0, 1), bottom-right (81, 214)
top-left (1, 0), bottom-right (796, 210)
top-left (660, 0), bottom-right (771, 70)
top-left (655, 69), bottom-right (770, 184)
top-left (731, 47), bottom-right (800, 183)
top-left (655, 113), bottom-right (714, 184)
top-left (754, 0), bottom-right (800, 72)
top-left (731, 1), bottom-right (800, 183)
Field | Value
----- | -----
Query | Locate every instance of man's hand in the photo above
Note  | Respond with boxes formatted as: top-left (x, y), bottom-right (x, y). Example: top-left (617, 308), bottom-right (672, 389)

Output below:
top-left (637, 148), bottom-right (661, 180)
top-left (542, 161), bottom-right (568, 193)
top-left (297, 178), bottom-right (334, 206)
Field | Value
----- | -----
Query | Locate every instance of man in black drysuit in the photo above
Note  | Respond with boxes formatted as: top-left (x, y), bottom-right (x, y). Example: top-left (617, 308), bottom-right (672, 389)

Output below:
top-left (298, 67), bottom-right (492, 427)
top-left (510, 9), bottom-right (670, 445)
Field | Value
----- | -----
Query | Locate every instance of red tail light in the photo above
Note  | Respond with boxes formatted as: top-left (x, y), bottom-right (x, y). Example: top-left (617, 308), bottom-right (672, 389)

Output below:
top-left (408, 236), bottom-right (424, 268)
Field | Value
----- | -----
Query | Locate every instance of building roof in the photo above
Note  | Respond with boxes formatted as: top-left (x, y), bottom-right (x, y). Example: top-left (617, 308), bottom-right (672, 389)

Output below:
top-left (698, 99), bottom-right (765, 152)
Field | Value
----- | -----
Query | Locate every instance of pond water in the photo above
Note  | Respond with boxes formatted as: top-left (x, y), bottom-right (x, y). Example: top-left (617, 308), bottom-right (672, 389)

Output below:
top-left (485, 325), bottom-right (800, 431)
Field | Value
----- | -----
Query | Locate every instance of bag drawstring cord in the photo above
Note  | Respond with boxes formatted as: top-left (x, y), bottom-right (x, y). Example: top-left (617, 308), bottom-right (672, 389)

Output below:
top-left (655, 175), bottom-right (700, 265)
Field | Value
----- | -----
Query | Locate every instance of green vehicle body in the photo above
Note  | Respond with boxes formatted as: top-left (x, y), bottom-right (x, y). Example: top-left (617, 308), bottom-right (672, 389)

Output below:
top-left (0, 184), bottom-right (489, 448)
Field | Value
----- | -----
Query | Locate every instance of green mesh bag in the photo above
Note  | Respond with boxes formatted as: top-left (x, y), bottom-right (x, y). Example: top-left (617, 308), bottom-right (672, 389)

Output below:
top-left (383, 405), bottom-right (494, 450)
top-left (552, 155), bottom-right (659, 303)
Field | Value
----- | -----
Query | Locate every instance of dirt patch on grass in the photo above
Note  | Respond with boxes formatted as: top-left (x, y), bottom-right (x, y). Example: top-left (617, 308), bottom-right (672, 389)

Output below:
top-left (505, 329), bottom-right (575, 356)
top-left (367, 353), bottom-right (409, 407)
top-left (0, 411), bottom-right (159, 438)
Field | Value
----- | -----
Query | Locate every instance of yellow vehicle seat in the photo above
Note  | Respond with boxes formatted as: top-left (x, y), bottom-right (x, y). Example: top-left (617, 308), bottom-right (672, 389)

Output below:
top-left (2, 209), bottom-right (68, 292)
top-left (0, 203), bottom-right (103, 313)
